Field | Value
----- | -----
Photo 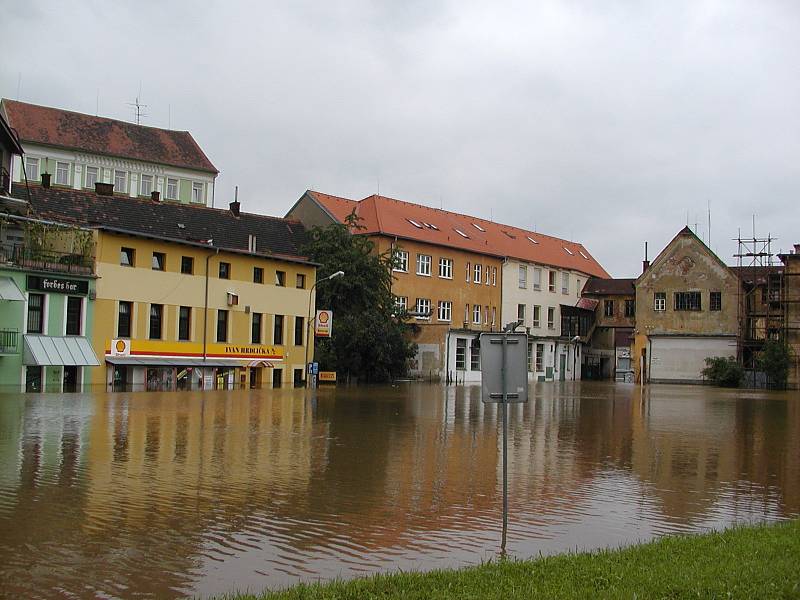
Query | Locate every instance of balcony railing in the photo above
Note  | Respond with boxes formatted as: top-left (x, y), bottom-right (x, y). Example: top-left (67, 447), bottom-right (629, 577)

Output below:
top-left (0, 243), bottom-right (94, 275)
top-left (0, 329), bottom-right (19, 355)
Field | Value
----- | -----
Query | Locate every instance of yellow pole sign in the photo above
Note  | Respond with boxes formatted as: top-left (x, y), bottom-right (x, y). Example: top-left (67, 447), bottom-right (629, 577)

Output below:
top-left (315, 310), bottom-right (333, 337)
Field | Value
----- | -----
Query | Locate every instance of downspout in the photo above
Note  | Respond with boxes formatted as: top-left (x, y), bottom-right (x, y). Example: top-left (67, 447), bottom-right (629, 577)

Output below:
top-left (445, 326), bottom-right (451, 385)
top-left (647, 336), bottom-right (653, 384)
top-left (202, 247), bottom-right (219, 388)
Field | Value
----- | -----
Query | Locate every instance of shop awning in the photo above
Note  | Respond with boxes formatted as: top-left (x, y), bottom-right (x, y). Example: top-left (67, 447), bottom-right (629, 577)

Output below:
top-left (0, 277), bottom-right (25, 301)
top-left (23, 335), bottom-right (101, 366)
top-left (104, 356), bottom-right (272, 368)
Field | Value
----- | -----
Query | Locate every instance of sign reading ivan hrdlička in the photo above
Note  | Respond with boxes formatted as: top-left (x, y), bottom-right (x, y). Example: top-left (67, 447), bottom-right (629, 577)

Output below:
top-left (315, 310), bottom-right (333, 337)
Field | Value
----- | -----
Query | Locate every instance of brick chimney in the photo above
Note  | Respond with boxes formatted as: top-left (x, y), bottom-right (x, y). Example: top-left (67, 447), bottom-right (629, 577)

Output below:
top-left (151, 191), bottom-right (160, 202)
top-left (40, 172), bottom-right (51, 188)
top-left (794, 244), bottom-right (800, 254)
top-left (642, 241), bottom-right (649, 273)
top-left (229, 200), bottom-right (240, 217)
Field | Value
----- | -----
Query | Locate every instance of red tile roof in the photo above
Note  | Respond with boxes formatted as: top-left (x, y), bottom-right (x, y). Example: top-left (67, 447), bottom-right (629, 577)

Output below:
top-left (1, 99), bottom-right (218, 174)
top-left (307, 190), bottom-right (610, 278)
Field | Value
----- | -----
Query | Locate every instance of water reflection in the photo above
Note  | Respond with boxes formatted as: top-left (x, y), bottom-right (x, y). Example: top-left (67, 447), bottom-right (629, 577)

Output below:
top-left (0, 383), bottom-right (797, 598)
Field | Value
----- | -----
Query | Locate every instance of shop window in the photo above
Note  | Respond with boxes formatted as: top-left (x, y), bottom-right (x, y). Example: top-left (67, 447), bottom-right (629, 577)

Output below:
top-left (25, 366), bottom-right (43, 393)
top-left (293, 368), bottom-right (304, 387)
top-left (63, 366), bottom-right (79, 393)
top-left (27, 293), bottom-right (44, 334)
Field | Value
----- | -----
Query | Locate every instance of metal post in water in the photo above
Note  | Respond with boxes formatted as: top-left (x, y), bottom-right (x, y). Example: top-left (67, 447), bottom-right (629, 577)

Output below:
top-left (501, 334), bottom-right (508, 555)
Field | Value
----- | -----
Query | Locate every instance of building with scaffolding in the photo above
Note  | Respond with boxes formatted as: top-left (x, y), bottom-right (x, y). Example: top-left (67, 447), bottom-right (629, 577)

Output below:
top-left (778, 245), bottom-right (800, 389)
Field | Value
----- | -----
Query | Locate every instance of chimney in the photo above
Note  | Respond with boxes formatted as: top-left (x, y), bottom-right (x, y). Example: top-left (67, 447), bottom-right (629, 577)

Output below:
top-left (151, 190), bottom-right (161, 202)
top-left (40, 172), bottom-right (51, 188)
top-left (95, 181), bottom-right (114, 196)
top-left (642, 241), bottom-right (649, 274)
top-left (229, 185), bottom-right (240, 217)
top-left (794, 244), bottom-right (800, 254)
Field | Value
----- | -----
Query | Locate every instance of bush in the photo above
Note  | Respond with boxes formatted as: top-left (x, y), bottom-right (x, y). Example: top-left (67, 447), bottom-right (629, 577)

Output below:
top-left (702, 356), bottom-right (744, 387)
top-left (757, 340), bottom-right (791, 389)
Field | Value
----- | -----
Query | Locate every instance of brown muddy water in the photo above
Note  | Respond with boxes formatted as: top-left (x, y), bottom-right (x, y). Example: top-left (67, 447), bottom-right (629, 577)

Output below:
top-left (0, 382), bottom-right (798, 598)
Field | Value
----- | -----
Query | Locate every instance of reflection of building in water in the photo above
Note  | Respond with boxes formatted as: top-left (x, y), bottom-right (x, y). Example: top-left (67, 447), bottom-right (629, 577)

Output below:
top-left (628, 386), bottom-right (800, 520)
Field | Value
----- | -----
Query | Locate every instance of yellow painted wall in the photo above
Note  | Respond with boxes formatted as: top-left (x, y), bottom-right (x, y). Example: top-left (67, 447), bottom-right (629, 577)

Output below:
top-left (90, 232), bottom-right (316, 387)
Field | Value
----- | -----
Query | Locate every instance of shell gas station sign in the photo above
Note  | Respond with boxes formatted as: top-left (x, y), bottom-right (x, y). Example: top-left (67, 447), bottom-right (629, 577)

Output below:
top-left (315, 310), bottom-right (333, 337)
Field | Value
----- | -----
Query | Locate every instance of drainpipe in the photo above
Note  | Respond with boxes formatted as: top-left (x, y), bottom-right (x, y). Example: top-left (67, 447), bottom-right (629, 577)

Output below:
top-left (445, 326), bottom-right (451, 385)
top-left (202, 247), bottom-right (219, 388)
top-left (648, 336), bottom-right (653, 384)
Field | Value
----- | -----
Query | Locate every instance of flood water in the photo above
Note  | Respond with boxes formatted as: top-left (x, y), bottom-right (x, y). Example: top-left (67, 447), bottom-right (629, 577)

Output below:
top-left (0, 382), bottom-right (798, 598)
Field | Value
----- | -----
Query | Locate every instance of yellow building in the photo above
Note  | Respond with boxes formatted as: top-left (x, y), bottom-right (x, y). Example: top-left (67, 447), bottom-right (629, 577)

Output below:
top-left (19, 184), bottom-right (317, 391)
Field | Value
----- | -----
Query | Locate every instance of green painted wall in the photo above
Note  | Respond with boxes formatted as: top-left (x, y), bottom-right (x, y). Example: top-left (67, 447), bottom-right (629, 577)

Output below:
top-left (0, 270), bottom-right (25, 390)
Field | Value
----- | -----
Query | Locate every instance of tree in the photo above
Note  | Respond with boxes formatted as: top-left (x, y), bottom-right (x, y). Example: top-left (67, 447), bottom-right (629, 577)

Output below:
top-left (702, 356), bottom-right (744, 388)
top-left (757, 340), bottom-right (791, 389)
top-left (302, 213), bottom-right (418, 383)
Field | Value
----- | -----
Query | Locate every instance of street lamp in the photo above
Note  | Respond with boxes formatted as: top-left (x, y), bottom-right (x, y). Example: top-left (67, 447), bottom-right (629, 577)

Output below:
top-left (305, 270), bottom-right (344, 388)
top-left (571, 335), bottom-right (580, 381)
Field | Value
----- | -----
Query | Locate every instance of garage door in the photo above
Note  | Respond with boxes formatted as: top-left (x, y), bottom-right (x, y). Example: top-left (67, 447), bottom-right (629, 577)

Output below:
top-left (649, 336), bottom-right (736, 382)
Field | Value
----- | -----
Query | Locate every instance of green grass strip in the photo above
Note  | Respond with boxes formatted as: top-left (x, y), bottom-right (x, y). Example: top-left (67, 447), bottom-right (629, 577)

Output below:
top-left (222, 519), bottom-right (800, 599)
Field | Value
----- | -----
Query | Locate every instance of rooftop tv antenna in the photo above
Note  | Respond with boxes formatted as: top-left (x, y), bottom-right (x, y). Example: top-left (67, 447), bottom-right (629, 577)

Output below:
top-left (127, 83), bottom-right (148, 124)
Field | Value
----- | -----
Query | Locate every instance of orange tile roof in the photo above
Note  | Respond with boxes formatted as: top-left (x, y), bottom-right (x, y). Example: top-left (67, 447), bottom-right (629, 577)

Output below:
top-left (1, 99), bottom-right (218, 174)
top-left (308, 190), bottom-right (610, 278)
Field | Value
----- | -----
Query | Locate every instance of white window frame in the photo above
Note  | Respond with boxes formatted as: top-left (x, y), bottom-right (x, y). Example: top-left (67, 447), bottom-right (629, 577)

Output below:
top-left (533, 267), bottom-right (542, 290)
top-left (492, 267), bottom-right (497, 286)
top-left (394, 249), bottom-right (409, 272)
top-left (415, 298), bottom-right (431, 319)
top-left (25, 156), bottom-right (39, 181)
top-left (114, 169), bottom-right (127, 193)
top-left (485, 266), bottom-right (490, 285)
top-left (547, 307), bottom-right (555, 329)
top-left (416, 254), bottom-right (432, 276)
top-left (55, 161), bottom-right (69, 185)
top-left (517, 303), bottom-right (525, 322)
top-left (533, 305), bottom-right (541, 328)
top-left (438, 257), bottom-right (453, 279)
top-left (562, 272), bottom-right (570, 294)
top-left (654, 292), bottom-right (666, 312)
top-left (191, 181), bottom-right (204, 203)
top-left (437, 300), bottom-right (452, 322)
top-left (85, 166), bottom-right (98, 189)
top-left (519, 265), bottom-right (527, 289)
top-left (166, 178), bottom-right (178, 200)
top-left (140, 174), bottom-right (154, 197)
top-left (395, 296), bottom-right (407, 311)
top-left (473, 304), bottom-right (481, 324)
top-left (473, 263), bottom-right (482, 283)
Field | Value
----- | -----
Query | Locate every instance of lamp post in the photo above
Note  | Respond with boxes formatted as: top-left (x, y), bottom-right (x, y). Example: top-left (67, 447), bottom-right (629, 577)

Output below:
top-left (305, 270), bottom-right (344, 388)
top-left (571, 335), bottom-right (580, 381)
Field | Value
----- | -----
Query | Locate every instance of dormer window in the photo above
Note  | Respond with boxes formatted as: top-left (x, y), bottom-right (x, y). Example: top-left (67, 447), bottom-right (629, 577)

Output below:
top-left (564, 247), bottom-right (574, 255)
top-left (114, 170), bottom-right (127, 194)
top-left (502, 231), bottom-right (516, 239)
top-left (423, 222), bottom-right (439, 230)
top-left (55, 162), bottom-right (70, 185)
top-left (407, 219), bottom-right (423, 228)
top-left (140, 174), bottom-right (153, 197)
top-left (579, 251), bottom-right (590, 259)
top-left (472, 223), bottom-right (485, 232)
top-left (85, 166), bottom-right (98, 189)
top-left (454, 229), bottom-right (469, 239)
top-left (25, 156), bottom-right (39, 181)
top-left (526, 236), bottom-right (539, 244)
top-left (166, 178), bottom-right (178, 200)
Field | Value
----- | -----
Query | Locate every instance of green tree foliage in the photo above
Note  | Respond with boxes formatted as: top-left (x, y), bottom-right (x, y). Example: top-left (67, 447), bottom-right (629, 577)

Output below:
top-left (702, 356), bottom-right (744, 388)
top-left (757, 340), bottom-right (791, 389)
top-left (302, 213), bottom-right (418, 383)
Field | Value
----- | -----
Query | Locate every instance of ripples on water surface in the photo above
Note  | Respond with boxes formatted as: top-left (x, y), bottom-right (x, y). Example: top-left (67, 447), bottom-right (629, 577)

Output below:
top-left (0, 382), bottom-right (797, 598)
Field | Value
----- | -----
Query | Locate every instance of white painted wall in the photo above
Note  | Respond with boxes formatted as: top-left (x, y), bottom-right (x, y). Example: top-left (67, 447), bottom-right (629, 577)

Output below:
top-left (649, 336), bottom-right (737, 382)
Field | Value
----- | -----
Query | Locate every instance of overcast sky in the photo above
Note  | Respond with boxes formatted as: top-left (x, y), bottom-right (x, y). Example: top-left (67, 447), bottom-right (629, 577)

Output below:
top-left (2, 0), bottom-right (798, 276)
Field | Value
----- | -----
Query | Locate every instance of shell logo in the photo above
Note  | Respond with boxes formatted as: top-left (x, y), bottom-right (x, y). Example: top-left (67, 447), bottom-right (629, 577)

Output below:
top-left (318, 311), bottom-right (329, 324)
top-left (111, 339), bottom-right (131, 356)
